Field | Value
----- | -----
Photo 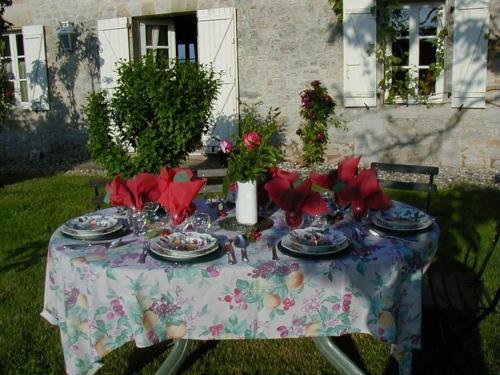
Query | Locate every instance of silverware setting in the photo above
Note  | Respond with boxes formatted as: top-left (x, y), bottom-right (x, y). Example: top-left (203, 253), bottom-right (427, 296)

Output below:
top-left (224, 240), bottom-right (237, 264)
top-left (367, 228), bottom-right (418, 243)
top-left (138, 238), bottom-right (150, 263)
top-left (267, 240), bottom-right (279, 260)
top-left (63, 238), bottom-right (124, 250)
top-left (233, 235), bottom-right (249, 263)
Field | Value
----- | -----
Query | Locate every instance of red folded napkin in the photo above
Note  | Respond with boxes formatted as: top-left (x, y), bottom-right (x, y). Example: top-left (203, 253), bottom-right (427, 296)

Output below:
top-left (264, 169), bottom-right (328, 227)
top-left (334, 157), bottom-right (392, 220)
top-left (157, 167), bottom-right (207, 225)
top-left (106, 173), bottom-right (159, 210)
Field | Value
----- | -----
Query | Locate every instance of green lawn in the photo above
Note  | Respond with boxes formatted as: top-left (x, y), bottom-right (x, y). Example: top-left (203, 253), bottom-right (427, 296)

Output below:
top-left (0, 174), bottom-right (498, 374)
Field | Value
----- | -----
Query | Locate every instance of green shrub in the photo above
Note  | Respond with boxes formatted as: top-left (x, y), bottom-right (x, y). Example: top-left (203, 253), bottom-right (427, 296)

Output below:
top-left (85, 56), bottom-right (220, 176)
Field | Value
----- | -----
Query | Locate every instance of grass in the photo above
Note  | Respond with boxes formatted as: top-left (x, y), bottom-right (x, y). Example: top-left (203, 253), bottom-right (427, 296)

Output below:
top-left (0, 174), bottom-right (499, 374)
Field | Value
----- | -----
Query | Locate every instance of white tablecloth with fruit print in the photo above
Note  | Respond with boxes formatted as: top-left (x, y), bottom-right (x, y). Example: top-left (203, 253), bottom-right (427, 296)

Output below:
top-left (41, 203), bottom-right (439, 375)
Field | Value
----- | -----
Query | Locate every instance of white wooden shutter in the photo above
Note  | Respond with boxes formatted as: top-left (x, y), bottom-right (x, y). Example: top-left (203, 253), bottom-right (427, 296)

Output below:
top-left (197, 7), bottom-right (239, 153)
top-left (22, 25), bottom-right (49, 111)
top-left (343, 0), bottom-right (377, 107)
top-left (97, 17), bottom-right (130, 98)
top-left (451, 0), bottom-right (490, 108)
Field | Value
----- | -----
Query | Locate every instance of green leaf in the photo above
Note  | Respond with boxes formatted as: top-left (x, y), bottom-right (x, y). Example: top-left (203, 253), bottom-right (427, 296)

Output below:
top-left (173, 171), bottom-right (190, 182)
top-left (236, 279), bottom-right (250, 292)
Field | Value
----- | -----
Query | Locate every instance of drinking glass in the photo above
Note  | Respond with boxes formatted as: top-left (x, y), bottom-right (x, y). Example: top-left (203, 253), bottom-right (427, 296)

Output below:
top-left (179, 212), bottom-right (211, 233)
top-left (128, 208), bottom-right (146, 236)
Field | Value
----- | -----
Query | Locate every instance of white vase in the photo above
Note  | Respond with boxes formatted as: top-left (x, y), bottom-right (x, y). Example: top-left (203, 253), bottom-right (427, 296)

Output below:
top-left (235, 180), bottom-right (258, 225)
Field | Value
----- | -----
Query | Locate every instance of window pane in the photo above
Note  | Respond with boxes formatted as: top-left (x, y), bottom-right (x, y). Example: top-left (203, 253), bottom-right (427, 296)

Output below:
top-left (393, 39), bottom-right (409, 66)
top-left (20, 80), bottom-right (28, 102)
top-left (146, 48), bottom-right (169, 61)
top-left (1, 35), bottom-right (10, 57)
top-left (4, 58), bottom-right (14, 79)
top-left (419, 39), bottom-right (437, 65)
top-left (419, 7), bottom-right (438, 36)
top-left (391, 68), bottom-right (411, 97)
top-left (418, 69), bottom-right (436, 95)
top-left (18, 58), bottom-right (26, 79)
top-left (189, 43), bottom-right (196, 62)
top-left (16, 34), bottom-right (24, 55)
top-left (392, 8), bottom-right (409, 37)
top-left (146, 25), bottom-right (169, 47)
top-left (156, 48), bottom-right (169, 60)
top-left (178, 43), bottom-right (186, 61)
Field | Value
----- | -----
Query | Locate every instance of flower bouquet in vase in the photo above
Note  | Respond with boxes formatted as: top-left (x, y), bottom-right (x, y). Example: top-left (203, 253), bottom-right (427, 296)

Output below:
top-left (219, 103), bottom-right (282, 225)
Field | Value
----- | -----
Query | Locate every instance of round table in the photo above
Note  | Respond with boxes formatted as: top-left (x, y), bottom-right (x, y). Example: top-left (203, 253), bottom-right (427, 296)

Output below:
top-left (42, 202), bottom-right (439, 375)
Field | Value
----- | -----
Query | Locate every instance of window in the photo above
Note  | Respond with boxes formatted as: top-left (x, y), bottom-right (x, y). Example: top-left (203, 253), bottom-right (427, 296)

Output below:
top-left (135, 15), bottom-right (197, 63)
top-left (389, 3), bottom-right (445, 102)
top-left (1, 31), bottom-right (29, 106)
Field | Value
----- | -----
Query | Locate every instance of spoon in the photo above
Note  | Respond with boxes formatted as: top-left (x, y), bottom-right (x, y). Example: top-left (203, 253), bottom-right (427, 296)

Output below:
top-left (233, 235), bottom-right (249, 262)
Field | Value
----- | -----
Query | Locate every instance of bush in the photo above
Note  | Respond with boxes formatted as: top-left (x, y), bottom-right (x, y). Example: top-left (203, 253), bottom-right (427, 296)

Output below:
top-left (85, 56), bottom-right (220, 176)
top-left (296, 80), bottom-right (344, 166)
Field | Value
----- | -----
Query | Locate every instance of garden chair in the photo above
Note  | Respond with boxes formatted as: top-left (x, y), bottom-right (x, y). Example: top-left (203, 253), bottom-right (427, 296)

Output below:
top-left (418, 219), bottom-right (500, 373)
top-left (370, 162), bottom-right (439, 213)
top-left (194, 168), bottom-right (227, 195)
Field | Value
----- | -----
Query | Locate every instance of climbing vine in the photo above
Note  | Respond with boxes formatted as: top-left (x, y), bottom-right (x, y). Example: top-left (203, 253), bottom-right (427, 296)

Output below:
top-left (329, 0), bottom-right (448, 104)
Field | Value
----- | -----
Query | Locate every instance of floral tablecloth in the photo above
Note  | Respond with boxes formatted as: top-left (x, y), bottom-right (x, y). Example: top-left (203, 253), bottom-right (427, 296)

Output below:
top-left (42, 202), bottom-right (439, 375)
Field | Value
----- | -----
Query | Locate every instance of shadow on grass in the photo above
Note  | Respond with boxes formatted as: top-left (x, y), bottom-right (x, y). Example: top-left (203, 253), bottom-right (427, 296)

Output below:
top-left (389, 185), bottom-right (500, 375)
top-left (0, 240), bottom-right (48, 273)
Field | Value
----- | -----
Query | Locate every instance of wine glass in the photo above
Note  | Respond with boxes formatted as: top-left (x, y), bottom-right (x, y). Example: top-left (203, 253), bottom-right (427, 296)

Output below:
top-left (188, 212), bottom-right (211, 233)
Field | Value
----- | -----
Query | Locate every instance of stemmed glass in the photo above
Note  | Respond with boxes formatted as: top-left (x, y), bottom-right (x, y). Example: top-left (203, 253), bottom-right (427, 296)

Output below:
top-left (127, 208), bottom-right (147, 236)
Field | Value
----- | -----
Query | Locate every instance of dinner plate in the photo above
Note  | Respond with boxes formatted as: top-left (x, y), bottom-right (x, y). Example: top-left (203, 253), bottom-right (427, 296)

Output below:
top-left (277, 239), bottom-right (350, 259)
top-left (64, 215), bottom-right (119, 233)
top-left (62, 222), bottom-right (123, 235)
top-left (156, 232), bottom-right (218, 253)
top-left (370, 201), bottom-right (433, 231)
top-left (61, 224), bottom-right (125, 240)
top-left (150, 239), bottom-right (221, 261)
top-left (288, 227), bottom-right (348, 250)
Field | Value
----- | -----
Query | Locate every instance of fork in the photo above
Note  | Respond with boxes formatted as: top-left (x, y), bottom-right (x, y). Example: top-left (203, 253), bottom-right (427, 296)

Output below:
top-left (138, 238), bottom-right (150, 263)
top-left (267, 239), bottom-right (279, 261)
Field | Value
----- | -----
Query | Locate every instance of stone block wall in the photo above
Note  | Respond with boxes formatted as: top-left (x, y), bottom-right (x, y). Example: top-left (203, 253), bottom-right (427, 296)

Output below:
top-left (1, 0), bottom-right (499, 169)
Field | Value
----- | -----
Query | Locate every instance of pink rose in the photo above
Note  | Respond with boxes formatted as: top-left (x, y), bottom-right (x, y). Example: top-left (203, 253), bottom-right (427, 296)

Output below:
top-left (219, 140), bottom-right (234, 154)
top-left (243, 131), bottom-right (261, 150)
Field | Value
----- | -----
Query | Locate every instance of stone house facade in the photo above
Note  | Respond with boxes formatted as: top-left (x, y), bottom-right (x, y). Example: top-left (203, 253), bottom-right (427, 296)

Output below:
top-left (1, 0), bottom-right (499, 169)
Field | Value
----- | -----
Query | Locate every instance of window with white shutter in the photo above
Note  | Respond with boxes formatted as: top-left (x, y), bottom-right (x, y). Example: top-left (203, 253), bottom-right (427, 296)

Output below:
top-left (343, 0), bottom-right (377, 107)
top-left (451, 0), bottom-right (490, 109)
top-left (1, 25), bottom-right (49, 110)
top-left (97, 17), bottom-right (130, 98)
top-left (387, 3), bottom-right (445, 103)
top-left (197, 7), bottom-right (239, 153)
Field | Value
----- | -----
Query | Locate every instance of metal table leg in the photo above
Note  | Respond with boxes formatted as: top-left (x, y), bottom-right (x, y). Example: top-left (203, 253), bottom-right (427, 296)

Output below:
top-left (154, 339), bottom-right (193, 375)
top-left (313, 337), bottom-right (366, 375)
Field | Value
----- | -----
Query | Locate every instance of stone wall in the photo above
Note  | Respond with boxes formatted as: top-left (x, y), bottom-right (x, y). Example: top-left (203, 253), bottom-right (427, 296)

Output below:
top-left (1, 0), bottom-right (499, 169)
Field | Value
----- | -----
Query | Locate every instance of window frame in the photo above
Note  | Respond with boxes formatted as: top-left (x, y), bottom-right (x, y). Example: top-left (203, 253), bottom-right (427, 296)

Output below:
top-left (139, 18), bottom-right (177, 60)
top-left (386, 2), bottom-right (445, 104)
top-left (1, 30), bottom-right (30, 108)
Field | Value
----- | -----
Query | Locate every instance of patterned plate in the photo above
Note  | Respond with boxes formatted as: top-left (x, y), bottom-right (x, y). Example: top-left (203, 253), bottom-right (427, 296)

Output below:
top-left (64, 215), bottom-right (119, 234)
top-left (150, 239), bottom-right (220, 261)
top-left (371, 201), bottom-right (433, 231)
top-left (155, 232), bottom-right (218, 253)
top-left (288, 227), bottom-right (348, 248)
top-left (61, 224), bottom-right (125, 240)
top-left (277, 239), bottom-right (350, 259)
